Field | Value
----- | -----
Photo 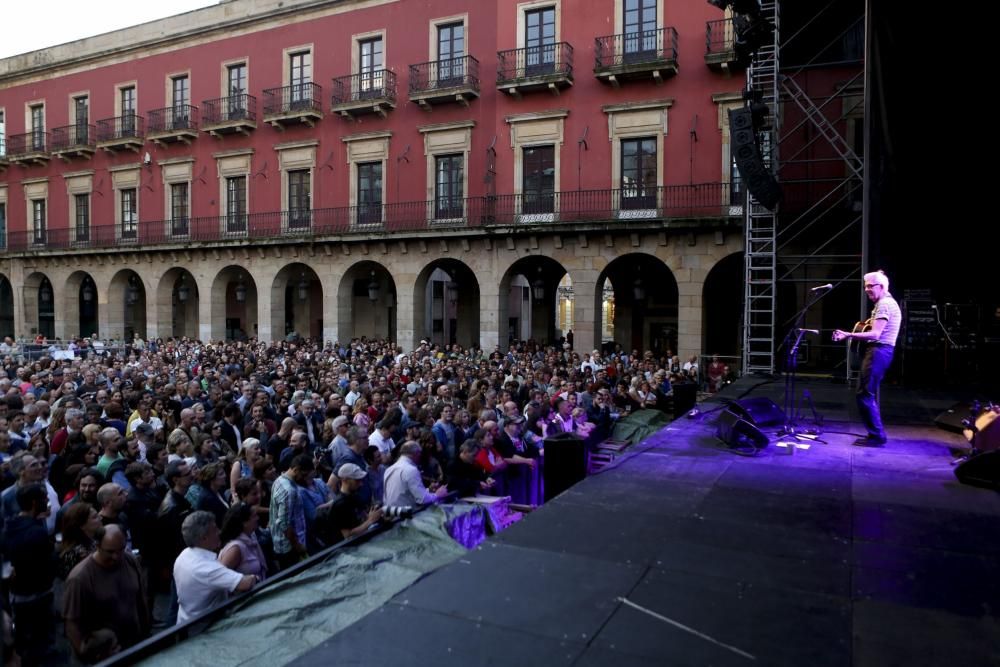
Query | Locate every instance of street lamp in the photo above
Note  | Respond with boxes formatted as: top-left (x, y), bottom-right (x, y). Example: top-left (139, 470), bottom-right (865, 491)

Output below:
top-left (633, 273), bottom-right (645, 301)
top-left (368, 271), bottom-right (380, 303)
top-left (446, 281), bottom-right (458, 306)
top-left (40, 283), bottom-right (52, 303)
top-left (82, 279), bottom-right (94, 302)
top-left (126, 276), bottom-right (139, 305)
top-left (235, 277), bottom-right (247, 303)
top-left (177, 276), bottom-right (190, 303)
top-left (532, 267), bottom-right (545, 301)
top-left (297, 274), bottom-right (308, 301)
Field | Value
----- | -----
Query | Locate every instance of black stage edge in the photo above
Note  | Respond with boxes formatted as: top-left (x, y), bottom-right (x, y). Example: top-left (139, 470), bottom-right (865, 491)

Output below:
top-left (291, 377), bottom-right (1000, 666)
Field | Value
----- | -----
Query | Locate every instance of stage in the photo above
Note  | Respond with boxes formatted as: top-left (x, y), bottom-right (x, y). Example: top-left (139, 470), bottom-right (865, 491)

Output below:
top-left (290, 377), bottom-right (1000, 666)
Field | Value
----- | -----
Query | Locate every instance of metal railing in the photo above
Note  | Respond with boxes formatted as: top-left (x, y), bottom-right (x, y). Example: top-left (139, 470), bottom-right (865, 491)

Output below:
top-left (95, 114), bottom-right (145, 142)
top-left (409, 56), bottom-right (480, 94)
top-left (6, 131), bottom-right (50, 156)
top-left (202, 94), bottom-right (257, 125)
top-left (331, 69), bottom-right (397, 105)
top-left (263, 83), bottom-right (323, 115)
top-left (50, 124), bottom-right (96, 151)
top-left (706, 18), bottom-right (736, 56)
top-left (147, 105), bottom-right (199, 133)
top-left (594, 27), bottom-right (678, 69)
top-left (497, 42), bottom-right (574, 83)
top-left (0, 184), bottom-right (739, 253)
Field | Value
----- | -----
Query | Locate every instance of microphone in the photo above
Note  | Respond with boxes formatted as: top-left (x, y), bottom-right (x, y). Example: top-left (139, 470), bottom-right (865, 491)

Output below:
top-left (810, 284), bottom-right (833, 292)
top-left (797, 328), bottom-right (819, 334)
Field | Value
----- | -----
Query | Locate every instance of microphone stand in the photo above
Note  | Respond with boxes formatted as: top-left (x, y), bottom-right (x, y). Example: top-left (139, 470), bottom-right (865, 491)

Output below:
top-left (777, 287), bottom-right (831, 445)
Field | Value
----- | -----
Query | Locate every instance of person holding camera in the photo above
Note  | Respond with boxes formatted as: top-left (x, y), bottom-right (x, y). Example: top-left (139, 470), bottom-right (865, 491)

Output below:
top-left (315, 463), bottom-right (383, 547)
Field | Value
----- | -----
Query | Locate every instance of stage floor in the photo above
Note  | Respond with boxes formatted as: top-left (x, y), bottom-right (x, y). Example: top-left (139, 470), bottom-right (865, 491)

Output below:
top-left (291, 377), bottom-right (1000, 666)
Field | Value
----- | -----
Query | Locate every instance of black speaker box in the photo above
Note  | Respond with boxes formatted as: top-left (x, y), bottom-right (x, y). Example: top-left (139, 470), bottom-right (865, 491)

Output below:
top-left (729, 107), bottom-right (782, 211)
top-left (716, 408), bottom-right (769, 451)
top-left (955, 451), bottom-right (1000, 489)
top-left (543, 432), bottom-right (587, 501)
top-left (727, 396), bottom-right (785, 427)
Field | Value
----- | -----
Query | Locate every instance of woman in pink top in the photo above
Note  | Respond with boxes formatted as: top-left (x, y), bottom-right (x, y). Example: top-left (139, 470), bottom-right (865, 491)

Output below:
top-left (218, 502), bottom-right (268, 581)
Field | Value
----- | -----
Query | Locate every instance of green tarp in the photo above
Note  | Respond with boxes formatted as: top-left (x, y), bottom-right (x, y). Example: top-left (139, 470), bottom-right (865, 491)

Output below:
top-left (610, 409), bottom-right (673, 444)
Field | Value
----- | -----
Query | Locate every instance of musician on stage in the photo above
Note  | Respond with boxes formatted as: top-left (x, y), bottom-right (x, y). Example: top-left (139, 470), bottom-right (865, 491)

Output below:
top-left (832, 270), bottom-right (901, 446)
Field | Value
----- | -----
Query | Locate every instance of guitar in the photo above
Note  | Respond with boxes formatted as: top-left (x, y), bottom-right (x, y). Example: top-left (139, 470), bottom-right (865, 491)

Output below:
top-left (832, 318), bottom-right (871, 370)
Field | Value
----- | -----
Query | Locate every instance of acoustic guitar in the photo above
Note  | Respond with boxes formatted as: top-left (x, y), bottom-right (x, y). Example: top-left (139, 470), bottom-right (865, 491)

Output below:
top-left (832, 318), bottom-right (871, 370)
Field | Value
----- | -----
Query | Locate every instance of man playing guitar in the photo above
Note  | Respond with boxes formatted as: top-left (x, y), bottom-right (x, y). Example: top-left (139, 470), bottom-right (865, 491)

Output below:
top-left (832, 270), bottom-right (901, 446)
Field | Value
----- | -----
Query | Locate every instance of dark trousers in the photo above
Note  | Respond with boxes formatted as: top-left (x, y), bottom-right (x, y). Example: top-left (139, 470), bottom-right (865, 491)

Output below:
top-left (11, 592), bottom-right (53, 666)
top-left (275, 549), bottom-right (303, 572)
top-left (856, 344), bottom-right (894, 439)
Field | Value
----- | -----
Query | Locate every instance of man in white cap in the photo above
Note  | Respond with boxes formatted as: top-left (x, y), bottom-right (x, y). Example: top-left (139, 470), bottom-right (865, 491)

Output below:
top-left (317, 464), bottom-right (382, 546)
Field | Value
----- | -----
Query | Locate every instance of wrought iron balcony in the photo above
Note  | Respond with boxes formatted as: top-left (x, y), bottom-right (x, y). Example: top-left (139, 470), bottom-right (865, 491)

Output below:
top-left (6, 131), bottom-right (51, 165)
top-left (147, 105), bottom-right (199, 145)
top-left (201, 95), bottom-right (257, 137)
top-left (50, 124), bottom-right (96, 160)
top-left (262, 83), bottom-right (323, 128)
top-left (0, 183), bottom-right (740, 255)
top-left (409, 56), bottom-right (480, 109)
top-left (594, 27), bottom-right (678, 84)
top-left (331, 70), bottom-right (397, 119)
top-left (705, 19), bottom-right (741, 71)
top-left (497, 42), bottom-right (574, 96)
top-left (95, 115), bottom-right (145, 153)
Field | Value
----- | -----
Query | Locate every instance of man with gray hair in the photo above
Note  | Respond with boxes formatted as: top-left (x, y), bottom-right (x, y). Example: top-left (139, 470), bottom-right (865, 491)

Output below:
top-left (833, 269), bottom-right (901, 446)
top-left (173, 511), bottom-right (257, 624)
top-left (383, 441), bottom-right (449, 507)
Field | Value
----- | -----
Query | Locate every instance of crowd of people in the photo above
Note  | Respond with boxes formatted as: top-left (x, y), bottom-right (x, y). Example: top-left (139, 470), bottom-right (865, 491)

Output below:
top-left (0, 332), bottom-right (704, 664)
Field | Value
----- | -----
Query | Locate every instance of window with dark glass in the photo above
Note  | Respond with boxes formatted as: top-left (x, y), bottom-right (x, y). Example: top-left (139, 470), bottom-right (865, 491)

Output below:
top-left (289, 52), bottom-right (311, 108)
top-left (172, 75), bottom-right (190, 127)
top-left (74, 96), bottom-right (89, 144)
top-left (621, 137), bottom-right (657, 209)
top-left (435, 154), bottom-right (464, 219)
top-left (121, 86), bottom-right (136, 135)
top-left (522, 145), bottom-right (555, 214)
top-left (30, 104), bottom-right (44, 151)
top-left (170, 183), bottom-right (189, 236)
top-left (121, 188), bottom-right (138, 239)
top-left (524, 7), bottom-right (556, 76)
top-left (0, 203), bottom-right (6, 249)
top-left (31, 199), bottom-right (46, 244)
top-left (730, 155), bottom-right (743, 206)
top-left (74, 194), bottom-right (90, 242)
top-left (357, 161), bottom-right (382, 225)
top-left (288, 169), bottom-right (311, 229)
top-left (0, 109), bottom-right (5, 156)
top-left (623, 0), bottom-right (657, 60)
top-left (437, 23), bottom-right (465, 85)
top-left (227, 63), bottom-right (247, 118)
top-left (359, 38), bottom-right (384, 97)
top-left (226, 176), bottom-right (247, 233)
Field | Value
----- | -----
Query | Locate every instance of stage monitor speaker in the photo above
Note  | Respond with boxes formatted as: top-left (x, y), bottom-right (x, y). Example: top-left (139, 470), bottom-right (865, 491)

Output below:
top-left (729, 107), bottom-right (782, 211)
top-left (955, 451), bottom-right (1000, 489)
top-left (716, 408), bottom-right (769, 451)
top-left (672, 383), bottom-right (698, 419)
top-left (727, 396), bottom-right (785, 427)
top-left (543, 432), bottom-right (587, 502)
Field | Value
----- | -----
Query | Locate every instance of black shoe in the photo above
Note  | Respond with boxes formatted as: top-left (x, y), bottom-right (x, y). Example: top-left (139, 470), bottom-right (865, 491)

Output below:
top-left (853, 436), bottom-right (886, 447)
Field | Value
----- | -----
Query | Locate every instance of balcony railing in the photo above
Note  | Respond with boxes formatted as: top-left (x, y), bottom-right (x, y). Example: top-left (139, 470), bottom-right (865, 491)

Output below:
top-left (0, 184), bottom-right (739, 254)
top-left (147, 105), bottom-right (199, 134)
top-left (497, 42), bottom-right (574, 86)
top-left (705, 18), bottom-right (740, 70)
top-left (96, 115), bottom-right (145, 143)
top-left (50, 124), bottom-right (96, 152)
top-left (594, 27), bottom-right (678, 79)
top-left (410, 56), bottom-right (480, 95)
top-left (202, 95), bottom-right (257, 125)
top-left (330, 69), bottom-right (396, 113)
top-left (263, 83), bottom-right (323, 116)
top-left (6, 131), bottom-right (50, 157)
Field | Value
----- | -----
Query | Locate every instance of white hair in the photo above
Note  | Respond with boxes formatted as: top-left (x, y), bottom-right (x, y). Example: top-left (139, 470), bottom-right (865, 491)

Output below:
top-left (863, 270), bottom-right (889, 291)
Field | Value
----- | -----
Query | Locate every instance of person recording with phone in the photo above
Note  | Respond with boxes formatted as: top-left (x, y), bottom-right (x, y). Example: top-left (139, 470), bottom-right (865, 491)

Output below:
top-left (832, 270), bottom-right (901, 447)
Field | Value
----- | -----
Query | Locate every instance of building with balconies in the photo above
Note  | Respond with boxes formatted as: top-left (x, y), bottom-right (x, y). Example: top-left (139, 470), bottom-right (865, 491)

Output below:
top-left (0, 0), bottom-right (760, 360)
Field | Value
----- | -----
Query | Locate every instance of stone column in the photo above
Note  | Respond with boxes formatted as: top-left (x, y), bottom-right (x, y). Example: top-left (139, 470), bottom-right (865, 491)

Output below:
top-left (394, 282), bottom-right (416, 352)
top-left (569, 269), bottom-right (599, 354)
top-left (478, 284), bottom-right (500, 351)
top-left (675, 264), bottom-right (707, 362)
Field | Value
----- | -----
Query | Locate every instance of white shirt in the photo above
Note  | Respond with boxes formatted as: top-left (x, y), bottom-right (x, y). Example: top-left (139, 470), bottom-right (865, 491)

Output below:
top-left (368, 430), bottom-right (394, 457)
top-left (345, 390), bottom-right (361, 407)
top-left (383, 456), bottom-right (436, 507)
top-left (174, 547), bottom-right (245, 624)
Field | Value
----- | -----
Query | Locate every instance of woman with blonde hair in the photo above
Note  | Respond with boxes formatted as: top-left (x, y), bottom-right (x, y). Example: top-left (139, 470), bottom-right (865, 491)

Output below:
top-left (352, 397), bottom-right (371, 434)
top-left (230, 437), bottom-right (262, 498)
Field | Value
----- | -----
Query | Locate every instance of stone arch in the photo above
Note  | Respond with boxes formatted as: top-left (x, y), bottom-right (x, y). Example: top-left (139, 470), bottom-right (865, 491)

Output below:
top-left (413, 258), bottom-right (480, 349)
top-left (336, 261), bottom-right (397, 342)
top-left (271, 263), bottom-right (323, 340)
top-left (108, 268), bottom-right (149, 342)
top-left (23, 272), bottom-right (55, 340)
top-left (497, 255), bottom-right (569, 347)
top-left (595, 252), bottom-right (678, 356)
top-left (0, 274), bottom-right (14, 339)
top-left (65, 270), bottom-right (99, 339)
top-left (210, 266), bottom-right (259, 341)
top-left (156, 267), bottom-right (200, 340)
top-left (702, 251), bottom-right (743, 359)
